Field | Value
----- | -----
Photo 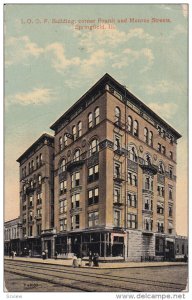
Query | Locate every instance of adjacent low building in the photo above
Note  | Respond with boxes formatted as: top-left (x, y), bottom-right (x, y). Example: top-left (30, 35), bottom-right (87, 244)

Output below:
top-left (4, 217), bottom-right (22, 255)
top-left (12, 73), bottom-right (187, 261)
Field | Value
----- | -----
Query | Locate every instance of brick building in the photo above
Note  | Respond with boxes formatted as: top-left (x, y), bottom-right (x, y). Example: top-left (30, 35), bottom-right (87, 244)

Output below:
top-left (4, 217), bottom-right (22, 255)
top-left (15, 74), bottom-right (182, 261)
top-left (16, 133), bottom-right (54, 257)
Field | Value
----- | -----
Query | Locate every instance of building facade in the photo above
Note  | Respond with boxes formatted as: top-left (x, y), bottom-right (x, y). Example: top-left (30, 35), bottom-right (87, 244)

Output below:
top-left (16, 133), bottom-right (54, 257)
top-left (15, 74), bottom-right (183, 261)
top-left (4, 217), bottom-right (22, 255)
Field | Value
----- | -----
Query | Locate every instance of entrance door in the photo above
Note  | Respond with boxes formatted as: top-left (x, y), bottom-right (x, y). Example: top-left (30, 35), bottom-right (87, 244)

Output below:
top-left (45, 240), bottom-right (52, 258)
top-left (166, 241), bottom-right (175, 261)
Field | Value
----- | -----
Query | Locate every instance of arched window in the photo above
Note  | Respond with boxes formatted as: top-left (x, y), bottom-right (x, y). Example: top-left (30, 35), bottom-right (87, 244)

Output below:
top-left (77, 121), bottom-right (82, 138)
top-left (38, 174), bottom-right (42, 185)
top-left (128, 116), bottom-right (133, 133)
top-left (144, 127), bottom-right (149, 144)
top-left (28, 162), bottom-right (31, 173)
top-left (115, 107), bottom-right (121, 125)
top-left (40, 154), bottom-right (43, 165)
top-left (94, 107), bottom-right (100, 125)
top-left (31, 160), bottom-right (34, 171)
top-left (36, 156), bottom-right (39, 168)
top-left (88, 113), bottom-right (93, 129)
top-left (59, 136), bottom-right (63, 151)
top-left (144, 153), bottom-right (152, 165)
top-left (149, 131), bottom-right (153, 146)
top-left (64, 134), bottom-right (68, 147)
top-left (169, 166), bottom-right (173, 179)
top-left (72, 125), bottom-right (77, 141)
top-left (128, 144), bottom-right (138, 162)
top-left (59, 158), bottom-right (66, 174)
top-left (158, 162), bottom-right (165, 174)
top-left (74, 149), bottom-right (80, 161)
top-left (133, 120), bottom-right (139, 137)
top-left (89, 139), bottom-right (99, 156)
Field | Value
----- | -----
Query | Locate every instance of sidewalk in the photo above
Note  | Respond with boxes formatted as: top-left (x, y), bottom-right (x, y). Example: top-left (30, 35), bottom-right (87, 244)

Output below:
top-left (4, 256), bottom-right (187, 269)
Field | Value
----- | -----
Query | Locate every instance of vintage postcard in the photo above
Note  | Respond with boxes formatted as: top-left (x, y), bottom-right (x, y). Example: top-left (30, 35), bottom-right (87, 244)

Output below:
top-left (4, 3), bottom-right (188, 297)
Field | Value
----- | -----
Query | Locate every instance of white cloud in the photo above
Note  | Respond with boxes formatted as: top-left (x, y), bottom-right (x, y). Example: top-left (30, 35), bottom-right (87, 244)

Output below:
top-left (6, 88), bottom-right (55, 106)
top-left (77, 26), bottom-right (153, 53)
top-left (145, 80), bottom-right (184, 95)
top-left (5, 36), bottom-right (44, 66)
top-left (148, 102), bottom-right (178, 119)
top-left (112, 48), bottom-right (154, 71)
top-left (45, 43), bottom-right (81, 72)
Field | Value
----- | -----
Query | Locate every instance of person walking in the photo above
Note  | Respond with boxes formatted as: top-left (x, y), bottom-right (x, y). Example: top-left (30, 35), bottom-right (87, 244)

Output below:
top-left (88, 251), bottom-right (93, 267)
top-left (93, 253), bottom-right (99, 267)
top-left (42, 250), bottom-right (46, 260)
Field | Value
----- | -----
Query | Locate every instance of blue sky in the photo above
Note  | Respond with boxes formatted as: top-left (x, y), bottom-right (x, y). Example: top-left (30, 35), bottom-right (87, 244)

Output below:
top-left (4, 4), bottom-right (188, 235)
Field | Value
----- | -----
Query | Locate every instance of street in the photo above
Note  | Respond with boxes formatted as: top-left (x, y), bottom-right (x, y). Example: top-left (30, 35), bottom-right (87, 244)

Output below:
top-left (4, 260), bottom-right (188, 292)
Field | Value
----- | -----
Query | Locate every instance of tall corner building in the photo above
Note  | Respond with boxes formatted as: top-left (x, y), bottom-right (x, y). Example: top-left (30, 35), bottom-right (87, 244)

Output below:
top-left (17, 133), bottom-right (55, 256)
top-left (17, 74), bottom-right (181, 261)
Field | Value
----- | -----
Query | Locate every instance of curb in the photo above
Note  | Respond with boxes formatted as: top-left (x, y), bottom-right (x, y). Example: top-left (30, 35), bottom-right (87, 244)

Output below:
top-left (4, 257), bottom-right (188, 269)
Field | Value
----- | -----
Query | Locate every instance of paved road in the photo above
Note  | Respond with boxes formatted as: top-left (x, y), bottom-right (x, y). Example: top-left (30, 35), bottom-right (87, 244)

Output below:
top-left (4, 260), bottom-right (188, 292)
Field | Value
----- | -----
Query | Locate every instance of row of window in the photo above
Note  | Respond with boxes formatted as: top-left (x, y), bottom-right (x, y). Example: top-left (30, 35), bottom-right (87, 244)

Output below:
top-left (22, 154), bottom-right (43, 178)
top-left (59, 213), bottom-right (172, 232)
top-left (59, 187), bottom-right (99, 214)
top-left (127, 191), bottom-right (173, 214)
top-left (59, 164), bottom-right (99, 195)
top-left (59, 210), bottom-right (99, 231)
top-left (115, 106), bottom-right (175, 145)
top-left (58, 107), bottom-right (100, 151)
top-left (22, 224), bottom-right (42, 237)
top-left (58, 139), bottom-right (99, 174)
top-left (22, 175), bottom-right (42, 194)
top-left (23, 208), bottom-right (42, 223)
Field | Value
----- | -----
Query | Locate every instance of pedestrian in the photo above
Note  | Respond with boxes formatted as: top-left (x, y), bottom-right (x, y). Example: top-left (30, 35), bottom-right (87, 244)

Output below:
top-left (45, 249), bottom-right (48, 259)
top-left (72, 254), bottom-right (77, 267)
top-left (88, 251), bottom-right (93, 267)
top-left (55, 251), bottom-right (58, 260)
top-left (42, 250), bottom-right (46, 260)
top-left (93, 253), bottom-right (99, 267)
